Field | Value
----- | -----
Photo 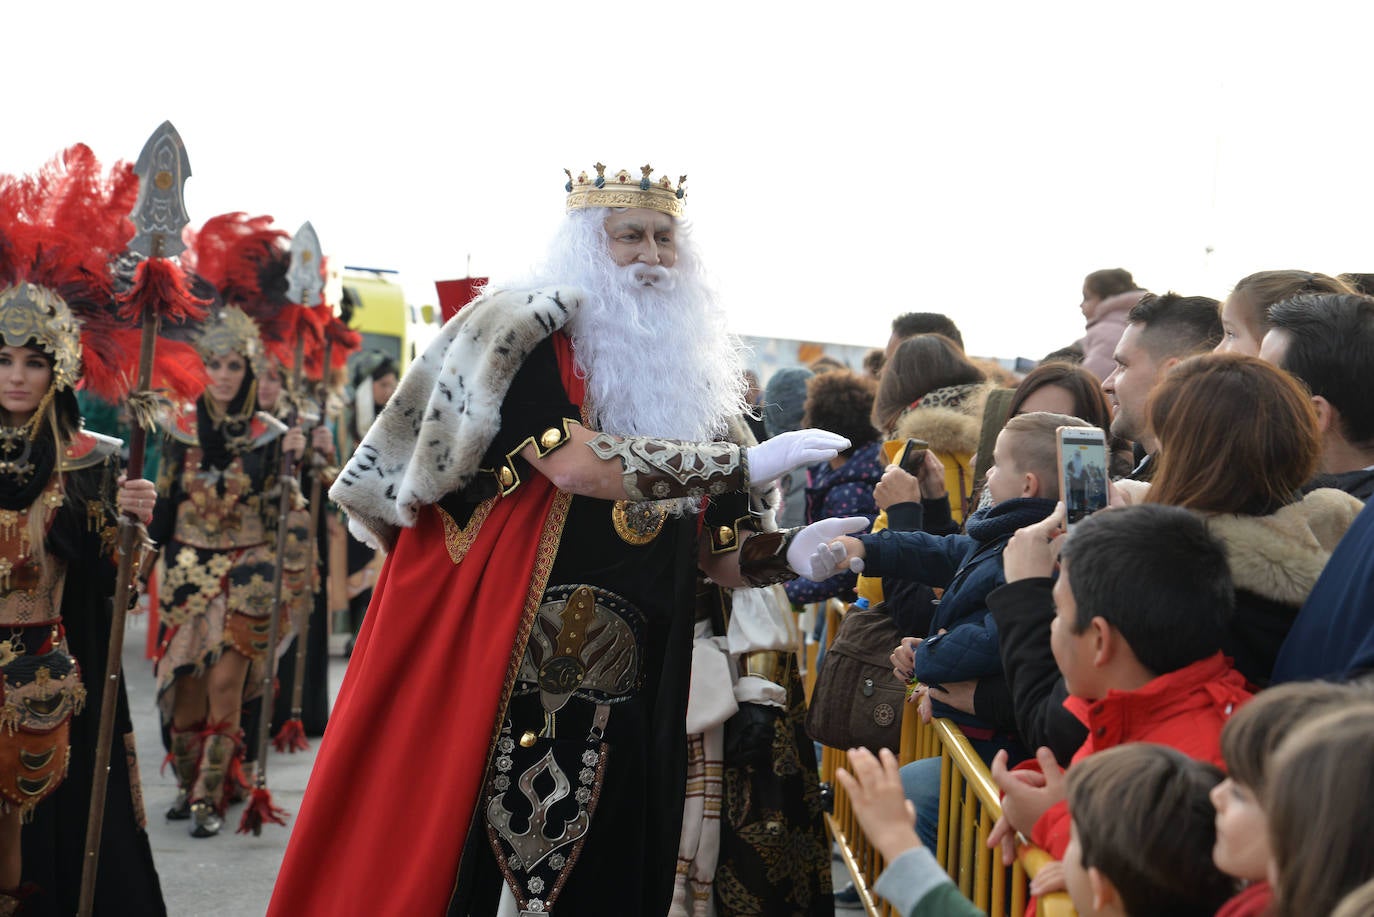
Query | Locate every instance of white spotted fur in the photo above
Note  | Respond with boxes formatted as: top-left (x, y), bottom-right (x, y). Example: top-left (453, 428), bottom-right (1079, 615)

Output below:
top-left (329, 287), bottom-right (582, 550)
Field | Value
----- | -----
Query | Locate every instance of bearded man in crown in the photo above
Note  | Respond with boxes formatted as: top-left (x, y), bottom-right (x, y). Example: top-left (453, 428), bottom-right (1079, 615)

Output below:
top-left (269, 165), bottom-right (847, 917)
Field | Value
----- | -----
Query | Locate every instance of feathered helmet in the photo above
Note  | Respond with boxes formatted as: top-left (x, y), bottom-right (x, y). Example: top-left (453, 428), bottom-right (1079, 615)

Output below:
top-left (0, 145), bottom-right (206, 429)
top-left (180, 213), bottom-right (286, 379)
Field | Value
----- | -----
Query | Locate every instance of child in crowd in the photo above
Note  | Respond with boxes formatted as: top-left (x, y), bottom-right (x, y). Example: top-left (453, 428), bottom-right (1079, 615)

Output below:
top-left (1266, 704), bottom-right (1374, 917)
top-left (837, 743), bottom-right (1231, 917)
top-left (1211, 681), bottom-right (1363, 916)
top-left (986, 504), bottom-right (1252, 883)
top-left (796, 412), bottom-right (1086, 847)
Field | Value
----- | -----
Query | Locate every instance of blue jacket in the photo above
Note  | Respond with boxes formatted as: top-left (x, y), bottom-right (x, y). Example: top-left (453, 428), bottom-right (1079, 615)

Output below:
top-left (1272, 498), bottom-right (1374, 683)
top-left (858, 497), bottom-right (1057, 726)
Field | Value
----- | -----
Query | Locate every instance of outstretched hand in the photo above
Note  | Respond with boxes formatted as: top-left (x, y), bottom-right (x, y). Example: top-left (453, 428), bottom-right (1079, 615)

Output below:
top-left (785, 517), bottom-right (869, 580)
top-left (748, 429), bottom-right (850, 491)
top-left (835, 747), bottom-right (921, 863)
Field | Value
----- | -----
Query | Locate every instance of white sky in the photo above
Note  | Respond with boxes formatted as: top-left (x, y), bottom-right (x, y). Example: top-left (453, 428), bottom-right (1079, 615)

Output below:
top-left (7, 2), bottom-right (1374, 362)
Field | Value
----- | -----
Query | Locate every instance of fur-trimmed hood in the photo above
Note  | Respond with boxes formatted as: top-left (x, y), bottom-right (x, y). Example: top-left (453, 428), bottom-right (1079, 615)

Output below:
top-left (892, 381), bottom-right (994, 457)
top-left (1206, 487), bottom-right (1364, 606)
top-left (329, 287), bottom-right (582, 549)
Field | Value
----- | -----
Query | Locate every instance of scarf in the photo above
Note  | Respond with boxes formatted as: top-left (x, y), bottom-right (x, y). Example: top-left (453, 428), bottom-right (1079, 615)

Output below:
top-left (196, 371), bottom-right (258, 471)
top-left (0, 425), bottom-right (56, 511)
top-left (963, 496), bottom-right (1058, 543)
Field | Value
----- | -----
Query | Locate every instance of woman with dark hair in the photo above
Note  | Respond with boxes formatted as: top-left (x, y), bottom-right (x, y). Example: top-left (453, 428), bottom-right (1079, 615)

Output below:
top-left (1144, 353), bottom-right (1363, 684)
top-left (859, 335), bottom-right (994, 647)
top-left (1007, 362), bottom-right (1133, 478)
top-left (783, 370), bottom-right (882, 606)
top-left (151, 307), bottom-right (305, 839)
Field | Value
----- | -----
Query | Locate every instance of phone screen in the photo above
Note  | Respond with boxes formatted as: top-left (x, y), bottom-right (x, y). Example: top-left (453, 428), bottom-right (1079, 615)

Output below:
top-left (1058, 428), bottom-right (1109, 528)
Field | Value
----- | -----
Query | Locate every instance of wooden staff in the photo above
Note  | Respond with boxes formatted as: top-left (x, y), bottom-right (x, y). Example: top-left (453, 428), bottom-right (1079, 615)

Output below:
top-left (274, 334), bottom-right (333, 753)
top-left (240, 220), bottom-right (322, 833)
top-left (80, 118), bottom-right (201, 917)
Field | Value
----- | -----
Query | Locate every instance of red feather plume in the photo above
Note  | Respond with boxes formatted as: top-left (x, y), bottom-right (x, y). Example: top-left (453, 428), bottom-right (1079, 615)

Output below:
top-left (116, 256), bottom-right (211, 326)
top-left (0, 144), bottom-right (208, 402)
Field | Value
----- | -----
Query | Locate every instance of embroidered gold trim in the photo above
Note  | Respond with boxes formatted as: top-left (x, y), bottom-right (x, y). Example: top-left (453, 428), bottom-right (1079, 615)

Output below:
top-left (480, 488), bottom-right (573, 804)
top-left (709, 514), bottom-right (755, 556)
top-left (438, 498), bottom-right (496, 566)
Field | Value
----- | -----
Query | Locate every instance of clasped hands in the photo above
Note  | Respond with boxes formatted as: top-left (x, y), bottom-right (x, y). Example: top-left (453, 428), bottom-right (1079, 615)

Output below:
top-left (786, 516), bottom-right (869, 580)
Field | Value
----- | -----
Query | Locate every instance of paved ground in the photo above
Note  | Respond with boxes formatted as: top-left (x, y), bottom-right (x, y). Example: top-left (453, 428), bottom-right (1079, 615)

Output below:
top-left (125, 612), bottom-right (346, 917)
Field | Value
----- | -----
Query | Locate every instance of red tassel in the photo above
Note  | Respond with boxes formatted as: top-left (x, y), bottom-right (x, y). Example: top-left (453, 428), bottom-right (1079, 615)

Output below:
top-left (225, 754), bottom-right (250, 799)
top-left (116, 255), bottom-right (212, 324)
top-left (272, 718), bottom-right (309, 754)
top-left (237, 787), bottom-right (289, 836)
top-left (159, 750), bottom-right (174, 777)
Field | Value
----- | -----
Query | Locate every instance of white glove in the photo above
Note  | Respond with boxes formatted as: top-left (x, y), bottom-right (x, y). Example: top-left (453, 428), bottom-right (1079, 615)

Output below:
top-left (747, 429), bottom-right (850, 491)
top-left (785, 516), bottom-right (870, 580)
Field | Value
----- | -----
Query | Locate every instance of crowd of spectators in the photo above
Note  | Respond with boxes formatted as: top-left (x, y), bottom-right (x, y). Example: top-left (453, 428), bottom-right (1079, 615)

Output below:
top-left (762, 268), bottom-right (1374, 916)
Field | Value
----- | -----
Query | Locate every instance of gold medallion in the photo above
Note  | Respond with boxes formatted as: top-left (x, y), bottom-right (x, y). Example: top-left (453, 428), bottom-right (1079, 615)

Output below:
top-left (611, 500), bottom-right (668, 546)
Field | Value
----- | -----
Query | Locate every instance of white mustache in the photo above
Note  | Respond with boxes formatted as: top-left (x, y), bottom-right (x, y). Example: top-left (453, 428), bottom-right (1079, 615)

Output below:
top-left (620, 263), bottom-right (676, 291)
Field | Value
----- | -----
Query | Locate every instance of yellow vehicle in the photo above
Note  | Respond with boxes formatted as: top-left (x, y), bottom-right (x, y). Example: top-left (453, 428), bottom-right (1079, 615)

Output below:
top-left (338, 267), bottom-right (441, 375)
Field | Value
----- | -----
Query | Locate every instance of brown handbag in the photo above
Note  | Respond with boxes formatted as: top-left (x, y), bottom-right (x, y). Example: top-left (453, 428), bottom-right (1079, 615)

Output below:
top-left (805, 603), bottom-right (905, 753)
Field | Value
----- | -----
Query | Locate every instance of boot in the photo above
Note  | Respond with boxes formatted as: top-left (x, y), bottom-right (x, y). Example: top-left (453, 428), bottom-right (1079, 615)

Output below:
top-left (166, 723), bottom-right (203, 820)
top-left (188, 728), bottom-right (239, 838)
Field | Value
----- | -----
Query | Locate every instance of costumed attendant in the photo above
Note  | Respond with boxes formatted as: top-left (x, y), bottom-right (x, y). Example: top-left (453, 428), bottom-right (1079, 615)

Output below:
top-left (150, 304), bottom-right (304, 837)
top-left (153, 212), bottom-right (316, 838)
top-left (0, 145), bottom-right (189, 916)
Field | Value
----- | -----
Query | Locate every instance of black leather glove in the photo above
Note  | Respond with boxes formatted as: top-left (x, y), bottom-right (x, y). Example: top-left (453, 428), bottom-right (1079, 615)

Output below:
top-left (724, 702), bottom-right (782, 767)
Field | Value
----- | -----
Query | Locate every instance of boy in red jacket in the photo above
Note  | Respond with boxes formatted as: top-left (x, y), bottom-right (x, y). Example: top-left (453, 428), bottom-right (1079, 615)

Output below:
top-left (989, 504), bottom-right (1252, 885)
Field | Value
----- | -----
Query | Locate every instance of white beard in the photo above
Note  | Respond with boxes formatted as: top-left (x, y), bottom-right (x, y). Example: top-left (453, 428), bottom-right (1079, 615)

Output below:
top-left (527, 209), bottom-right (748, 443)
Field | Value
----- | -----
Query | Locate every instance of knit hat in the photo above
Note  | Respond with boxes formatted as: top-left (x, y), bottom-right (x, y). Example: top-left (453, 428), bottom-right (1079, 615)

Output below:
top-left (762, 366), bottom-right (813, 439)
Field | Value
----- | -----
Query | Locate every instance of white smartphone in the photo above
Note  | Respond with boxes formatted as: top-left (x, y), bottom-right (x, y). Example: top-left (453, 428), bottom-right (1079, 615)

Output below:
top-left (1057, 426), bottom-right (1110, 529)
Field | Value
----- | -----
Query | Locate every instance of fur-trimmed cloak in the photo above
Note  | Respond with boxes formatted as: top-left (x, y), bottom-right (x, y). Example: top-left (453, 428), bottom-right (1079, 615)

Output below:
top-left (273, 288), bottom-right (590, 917)
top-left (329, 286), bottom-right (583, 549)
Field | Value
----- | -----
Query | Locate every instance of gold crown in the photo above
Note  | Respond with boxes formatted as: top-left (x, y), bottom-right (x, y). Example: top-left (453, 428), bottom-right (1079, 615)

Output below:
top-left (196, 306), bottom-right (267, 377)
top-left (564, 163), bottom-right (687, 217)
top-left (0, 283), bottom-right (83, 391)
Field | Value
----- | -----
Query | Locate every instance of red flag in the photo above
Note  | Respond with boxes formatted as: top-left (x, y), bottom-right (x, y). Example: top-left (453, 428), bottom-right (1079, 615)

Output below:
top-left (434, 277), bottom-right (487, 323)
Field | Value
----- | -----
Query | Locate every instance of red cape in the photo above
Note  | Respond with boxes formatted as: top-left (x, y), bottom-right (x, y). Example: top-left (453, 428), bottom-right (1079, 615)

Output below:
top-left (269, 334), bottom-right (583, 915)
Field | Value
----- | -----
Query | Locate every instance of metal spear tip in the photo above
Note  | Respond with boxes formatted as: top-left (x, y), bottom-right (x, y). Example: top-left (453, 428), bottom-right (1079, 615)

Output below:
top-left (287, 221), bottom-right (325, 307)
top-left (129, 121), bottom-right (192, 259)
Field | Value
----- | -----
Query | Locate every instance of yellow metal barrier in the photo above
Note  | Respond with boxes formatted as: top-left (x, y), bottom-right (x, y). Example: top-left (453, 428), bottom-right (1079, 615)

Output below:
top-left (815, 599), bottom-right (1074, 916)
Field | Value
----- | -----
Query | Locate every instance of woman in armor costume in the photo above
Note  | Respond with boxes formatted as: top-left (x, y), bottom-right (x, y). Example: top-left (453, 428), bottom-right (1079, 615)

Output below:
top-left (0, 144), bottom-right (170, 916)
top-left (150, 304), bottom-right (305, 838)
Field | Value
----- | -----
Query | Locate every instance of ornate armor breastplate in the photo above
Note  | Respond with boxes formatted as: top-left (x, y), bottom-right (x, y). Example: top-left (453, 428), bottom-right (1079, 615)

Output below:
top-left (486, 584), bottom-right (648, 915)
top-left (0, 476), bottom-right (66, 627)
top-left (173, 448), bottom-right (267, 549)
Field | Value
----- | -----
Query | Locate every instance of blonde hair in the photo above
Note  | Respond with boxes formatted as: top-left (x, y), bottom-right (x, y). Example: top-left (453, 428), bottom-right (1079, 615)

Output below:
top-left (999, 411), bottom-right (1092, 501)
